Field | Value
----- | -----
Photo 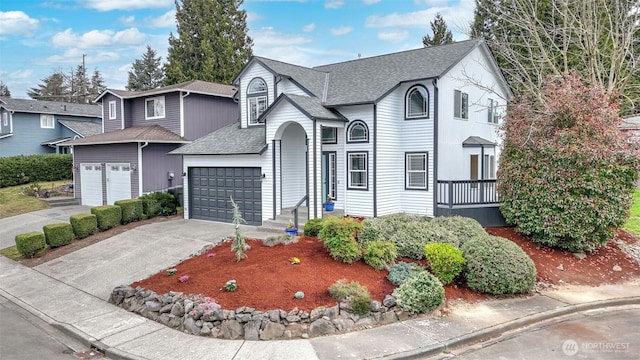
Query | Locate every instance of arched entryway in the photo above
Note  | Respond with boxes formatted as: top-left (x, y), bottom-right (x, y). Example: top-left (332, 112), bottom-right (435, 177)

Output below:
top-left (274, 122), bottom-right (308, 212)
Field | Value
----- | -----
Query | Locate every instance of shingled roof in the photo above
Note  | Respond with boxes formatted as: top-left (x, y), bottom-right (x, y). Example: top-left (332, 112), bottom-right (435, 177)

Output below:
top-left (0, 97), bottom-right (101, 117)
top-left (58, 119), bottom-right (102, 137)
top-left (65, 125), bottom-right (188, 146)
top-left (95, 80), bottom-right (237, 102)
top-left (170, 122), bottom-right (266, 155)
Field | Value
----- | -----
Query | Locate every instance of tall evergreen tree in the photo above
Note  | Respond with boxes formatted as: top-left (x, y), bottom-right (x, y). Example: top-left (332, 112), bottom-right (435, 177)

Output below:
top-left (71, 63), bottom-right (89, 103)
top-left (0, 81), bottom-right (10, 97)
top-left (422, 13), bottom-right (454, 47)
top-left (89, 69), bottom-right (107, 100)
top-left (127, 45), bottom-right (164, 91)
top-left (164, 0), bottom-right (253, 85)
top-left (27, 71), bottom-right (68, 101)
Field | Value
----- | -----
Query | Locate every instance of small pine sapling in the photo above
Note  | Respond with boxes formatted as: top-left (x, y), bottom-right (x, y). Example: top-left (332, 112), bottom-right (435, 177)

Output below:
top-left (229, 196), bottom-right (248, 261)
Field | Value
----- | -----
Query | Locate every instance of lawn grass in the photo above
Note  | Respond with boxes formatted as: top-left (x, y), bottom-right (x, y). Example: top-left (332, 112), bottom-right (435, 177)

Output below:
top-left (0, 181), bottom-right (70, 219)
top-left (623, 189), bottom-right (640, 236)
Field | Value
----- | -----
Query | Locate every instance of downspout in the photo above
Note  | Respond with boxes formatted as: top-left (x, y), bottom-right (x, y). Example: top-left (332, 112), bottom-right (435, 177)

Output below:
top-left (180, 91), bottom-right (191, 138)
top-left (312, 119), bottom-right (317, 219)
top-left (272, 139), bottom-right (276, 220)
top-left (120, 98), bottom-right (125, 130)
top-left (138, 141), bottom-right (149, 196)
top-left (373, 104), bottom-right (377, 217)
top-left (432, 78), bottom-right (439, 217)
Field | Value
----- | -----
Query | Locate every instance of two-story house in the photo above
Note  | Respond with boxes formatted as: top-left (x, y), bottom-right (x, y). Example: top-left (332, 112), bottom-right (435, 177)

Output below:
top-left (172, 40), bottom-right (511, 226)
top-left (66, 80), bottom-right (237, 206)
top-left (0, 97), bottom-right (101, 157)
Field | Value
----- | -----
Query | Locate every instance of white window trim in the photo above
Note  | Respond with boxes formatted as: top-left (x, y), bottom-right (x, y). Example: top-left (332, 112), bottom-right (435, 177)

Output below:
top-left (406, 86), bottom-right (429, 119)
top-left (454, 90), bottom-right (469, 120)
top-left (347, 152), bottom-right (368, 190)
top-left (487, 98), bottom-right (499, 124)
top-left (347, 121), bottom-right (368, 143)
top-left (145, 96), bottom-right (165, 120)
top-left (483, 154), bottom-right (496, 179)
top-left (322, 127), bottom-right (337, 144)
top-left (108, 101), bottom-right (117, 120)
top-left (40, 114), bottom-right (55, 129)
top-left (248, 96), bottom-right (267, 125)
top-left (405, 152), bottom-right (428, 190)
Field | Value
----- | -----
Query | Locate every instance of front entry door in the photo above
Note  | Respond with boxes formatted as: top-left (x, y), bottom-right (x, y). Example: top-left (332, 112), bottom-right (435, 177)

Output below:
top-left (322, 152), bottom-right (337, 202)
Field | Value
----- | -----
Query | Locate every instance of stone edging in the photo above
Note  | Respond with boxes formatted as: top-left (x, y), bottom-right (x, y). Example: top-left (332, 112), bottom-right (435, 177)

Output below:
top-left (109, 285), bottom-right (414, 340)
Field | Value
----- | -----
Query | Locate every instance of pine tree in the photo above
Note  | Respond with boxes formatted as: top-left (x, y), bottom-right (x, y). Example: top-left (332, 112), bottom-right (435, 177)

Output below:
top-left (422, 13), bottom-right (454, 47)
top-left (89, 69), bottom-right (106, 100)
top-left (27, 71), bottom-right (68, 101)
top-left (0, 81), bottom-right (10, 97)
top-left (164, 0), bottom-right (253, 85)
top-left (127, 45), bottom-right (164, 91)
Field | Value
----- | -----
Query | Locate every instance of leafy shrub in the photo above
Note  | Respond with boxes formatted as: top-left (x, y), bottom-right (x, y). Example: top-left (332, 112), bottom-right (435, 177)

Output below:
top-left (262, 234), bottom-right (298, 247)
top-left (0, 154), bottom-right (72, 188)
top-left (303, 218), bottom-right (325, 237)
top-left (424, 243), bottom-right (466, 285)
top-left (461, 235), bottom-right (536, 295)
top-left (387, 261), bottom-right (427, 286)
top-left (138, 192), bottom-right (179, 216)
top-left (318, 217), bottom-right (363, 263)
top-left (43, 223), bottom-right (74, 248)
top-left (69, 213), bottom-right (98, 239)
top-left (364, 240), bottom-right (397, 270)
top-left (15, 231), bottom-right (46, 258)
top-left (115, 199), bottom-right (143, 224)
top-left (498, 72), bottom-right (640, 252)
top-left (432, 216), bottom-right (487, 247)
top-left (392, 272), bottom-right (445, 314)
top-left (328, 279), bottom-right (369, 301)
top-left (91, 205), bottom-right (122, 231)
top-left (351, 294), bottom-right (372, 316)
top-left (358, 213), bottom-right (431, 244)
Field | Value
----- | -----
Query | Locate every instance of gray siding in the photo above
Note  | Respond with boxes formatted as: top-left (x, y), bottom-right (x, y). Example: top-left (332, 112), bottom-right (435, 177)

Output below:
top-left (183, 94), bottom-right (237, 140)
top-left (103, 94), bottom-right (122, 132)
top-left (128, 93), bottom-right (180, 134)
top-left (141, 143), bottom-right (183, 193)
top-left (72, 143), bottom-right (139, 204)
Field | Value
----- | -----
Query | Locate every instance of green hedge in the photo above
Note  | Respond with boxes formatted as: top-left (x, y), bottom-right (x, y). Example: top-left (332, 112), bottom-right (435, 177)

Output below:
top-left (0, 154), bottom-right (72, 188)
top-left (43, 223), bottom-right (74, 248)
top-left (115, 199), bottom-right (143, 224)
top-left (70, 213), bottom-right (98, 239)
top-left (91, 205), bottom-right (122, 231)
top-left (138, 192), bottom-right (178, 217)
top-left (15, 231), bottom-right (46, 258)
top-left (392, 271), bottom-right (445, 314)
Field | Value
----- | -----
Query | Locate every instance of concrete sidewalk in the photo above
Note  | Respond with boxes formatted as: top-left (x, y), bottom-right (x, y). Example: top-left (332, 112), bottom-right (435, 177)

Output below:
top-left (0, 212), bottom-right (639, 359)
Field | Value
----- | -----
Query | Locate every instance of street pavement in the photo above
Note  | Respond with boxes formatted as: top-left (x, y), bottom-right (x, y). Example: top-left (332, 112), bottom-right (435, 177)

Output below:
top-left (0, 206), bottom-right (639, 360)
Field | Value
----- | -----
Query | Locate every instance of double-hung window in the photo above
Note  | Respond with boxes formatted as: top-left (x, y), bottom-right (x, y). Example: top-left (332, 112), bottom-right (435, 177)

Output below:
top-left (347, 152), bottom-right (368, 189)
top-left (483, 154), bottom-right (496, 179)
top-left (487, 98), bottom-right (499, 123)
top-left (406, 85), bottom-right (429, 119)
top-left (108, 101), bottom-right (117, 120)
top-left (405, 152), bottom-right (428, 190)
top-left (40, 114), bottom-right (55, 129)
top-left (145, 96), bottom-right (165, 119)
top-left (454, 90), bottom-right (468, 119)
top-left (247, 78), bottom-right (267, 125)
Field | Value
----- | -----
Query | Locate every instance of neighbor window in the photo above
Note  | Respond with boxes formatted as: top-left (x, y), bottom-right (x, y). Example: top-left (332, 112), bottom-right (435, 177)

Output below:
top-left (406, 85), bottom-right (429, 119)
top-left (347, 120), bottom-right (368, 142)
top-left (40, 114), bottom-right (55, 129)
top-left (348, 152), bottom-right (368, 189)
top-left (2, 112), bottom-right (7, 127)
top-left (487, 98), bottom-right (499, 124)
top-left (145, 96), bottom-right (165, 119)
top-left (322, 127), bottom-right (337, 144)
top-left (108, 101), bottom-right (116, 120)
top-left (454, 90), bottom-right (468, 119)
top-left (247, 77), bottom-right (268, 125)
top-left (483, 154), bottom-right (496, 179)
top-left (406, 152), bottom-right (428, 190)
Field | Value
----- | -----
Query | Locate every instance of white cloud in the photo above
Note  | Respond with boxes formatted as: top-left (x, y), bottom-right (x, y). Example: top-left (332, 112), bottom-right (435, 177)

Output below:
top-left (82, 0), bottom-right (174, 11)
top-left (363, 0), bottom-right (381, 4)
top-left (51, 28), bottom-right (148, 48)
top-left (120, 11), bottom-right (175, 29)
top-left (0, 11), bottom-right (40, 36)
top-left (325, 0), bottom-right (344, 10)
top-left (302, 23), bottom-right (315, 32)
top-left (330, 26), bottom-right (353, 36)
top-left (246, 12), bottom-right (263, 23)
top-left (39, 48), bottom-right (120, 65)
top-left (377, 30), bottom-right (409, 43)
top-left (250, 27), bottom-right (313, 47)
top-left (8, 69), bottom-right (34, 79)
top-left (414, 0), bottom-right (450, 5)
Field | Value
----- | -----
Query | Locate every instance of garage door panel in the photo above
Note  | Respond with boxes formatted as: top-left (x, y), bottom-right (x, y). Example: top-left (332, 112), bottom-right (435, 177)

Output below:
top-left (80, 164), bottom-right (103, 206)
top-left (189, 167), bottom-right (262, 225)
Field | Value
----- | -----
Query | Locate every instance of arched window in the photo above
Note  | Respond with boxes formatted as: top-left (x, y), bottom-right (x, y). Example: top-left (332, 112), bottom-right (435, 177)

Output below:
top-left (405, 85), bottom-right (429, 119)
top-left (347, 120), bottom-right (368, 143)
top-left (247, 77), bottom-right (267, 125)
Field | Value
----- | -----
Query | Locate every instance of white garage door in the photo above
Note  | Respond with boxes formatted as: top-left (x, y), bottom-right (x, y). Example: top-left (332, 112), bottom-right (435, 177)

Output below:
top-left (80, 163), bottom-right (103, 206)
top-left (106, 163), bottom-right (131, 204)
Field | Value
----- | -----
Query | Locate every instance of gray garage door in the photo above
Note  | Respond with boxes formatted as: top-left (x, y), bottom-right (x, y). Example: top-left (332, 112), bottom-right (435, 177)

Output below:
top-left (189, 167), bottom-right (262, 225)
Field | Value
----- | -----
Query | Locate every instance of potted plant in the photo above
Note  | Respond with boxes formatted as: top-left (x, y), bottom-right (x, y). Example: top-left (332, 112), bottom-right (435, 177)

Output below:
top-left (285, 220), bottom-right (298, 236)
top-left (324, 195), bottom-right (335, 211)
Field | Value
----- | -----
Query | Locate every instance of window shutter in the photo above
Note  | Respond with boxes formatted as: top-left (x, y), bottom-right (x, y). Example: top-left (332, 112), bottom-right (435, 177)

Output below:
top-left (454, 90), bottom-right (461, 118)
top-left (487, 98), bottom-right (493, 122)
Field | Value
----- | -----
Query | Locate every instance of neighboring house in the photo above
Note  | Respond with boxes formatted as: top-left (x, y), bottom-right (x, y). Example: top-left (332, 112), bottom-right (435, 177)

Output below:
top-left (172, 40), bottom-right (511, 226)
top-left (65, 80), bottom-right (237, 207)
top-left (0, 97), bottom-right (101, 157)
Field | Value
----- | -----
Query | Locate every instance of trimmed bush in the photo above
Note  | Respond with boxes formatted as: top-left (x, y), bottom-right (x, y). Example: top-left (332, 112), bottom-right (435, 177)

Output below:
top-left (138, 192), bottom-right (178, 216)
top-left (364, 240), bottom-right (397, 271)
top-left (358, 213), bottom-right (431, 244)
top-left (91, 205), bottom-right (122, 231)
top-left (303, 218), bottom-right (325, 237)
top-left (392, 271), bottom-right (445, 314)
top-left (424, 243), bottom-right (466, 285)
top-left (43, 223), bottom-right (74, 248)
top-left (328, 279), bottom-right (370, 300)
top-left (387, 261), bottom-right (426, 286)
top-left (462, 235), bottom-right (536, 295)
top-left (69, 213), bottom-right (98, 239)
top-left (115, 199), bottom-right (143, 224)
top-left (351, 294), bottom-right (372, 316)
top-left (432, 216), bottom-right (487, 247)
top-left (0, 154), bottom-right (72, 188)
top-left (318, 217), bottom-right (363, 264)
top-left (15, 231), bottom-right (46, 258)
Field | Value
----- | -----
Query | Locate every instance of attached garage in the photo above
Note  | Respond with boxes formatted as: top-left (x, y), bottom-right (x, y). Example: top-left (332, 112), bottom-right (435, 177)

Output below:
top-left (80, 163), bottom-right (103, 206)
top-left (189, 167), bottom-right (262, 225)
top-left (106, 163), bottom-right (132, 204)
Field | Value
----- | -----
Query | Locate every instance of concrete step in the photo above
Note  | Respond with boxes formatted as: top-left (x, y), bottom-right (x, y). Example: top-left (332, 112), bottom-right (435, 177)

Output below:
top-left (42, 196), bottom-right (79, 207)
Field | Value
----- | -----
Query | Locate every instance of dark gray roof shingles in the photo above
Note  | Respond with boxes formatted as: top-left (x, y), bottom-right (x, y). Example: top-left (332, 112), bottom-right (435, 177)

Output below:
top-left (58, 119), bottom-right (102, 137)
top-left (170, 122), bottom-right (266, 155)
top-left (98, 80), bottom-right (237, 102)
top-left (0, 97), bottom-right (101, 117)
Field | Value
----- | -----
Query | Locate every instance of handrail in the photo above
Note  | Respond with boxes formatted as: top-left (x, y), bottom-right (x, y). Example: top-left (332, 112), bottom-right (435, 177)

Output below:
top-left (290, 194), bottom-right (309, 229)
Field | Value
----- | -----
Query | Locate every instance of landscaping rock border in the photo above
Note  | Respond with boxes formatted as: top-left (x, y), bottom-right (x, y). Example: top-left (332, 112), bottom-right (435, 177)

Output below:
top-left (109, 285), bottom-right (412, 340)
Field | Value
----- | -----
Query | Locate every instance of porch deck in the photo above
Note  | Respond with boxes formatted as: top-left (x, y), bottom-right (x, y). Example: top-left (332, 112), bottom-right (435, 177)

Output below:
top-left (436, 179), bottom-right (506, 227)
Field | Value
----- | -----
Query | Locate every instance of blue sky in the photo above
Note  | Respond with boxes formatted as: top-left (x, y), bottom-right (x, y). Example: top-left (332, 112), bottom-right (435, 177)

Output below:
top-left (0, 0), bottom-right (474, 98)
